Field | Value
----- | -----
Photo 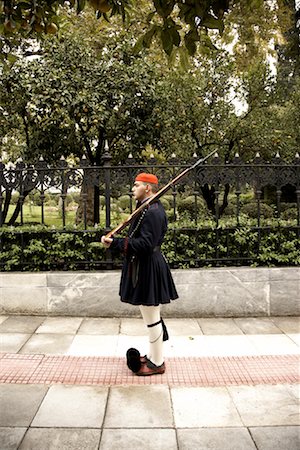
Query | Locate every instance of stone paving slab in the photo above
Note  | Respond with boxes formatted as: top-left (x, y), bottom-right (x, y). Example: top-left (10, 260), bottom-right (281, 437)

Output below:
top-left (177, 428), bottom-right (257, 450)
top-left (249, 426), bottom-right (300, 450)
top-left (0, 316), bottom-right (44, 334)
top-left (1, 426), bottom-right (298, 450)
top-left (18, 333), bottom-right (75, 355)
top-left (35, 317), bottom-right (83, 334)
top-left (0, 427), bottom-right (27, 450)
top-left (0, 334), bottom-right (31, 353)
top-left (271, 317), bottom-right (300, 334)
top-left (104, 385), bottom-right (174, 428)
top-left (66, 335), bottom-right (119, 357)
top-left (2, 330), bottom-right (299, 358)
top-left (198, 318), bottom-right (244, 335)
top-left (234, 317), bottom-right (283, 334)
top-left (0, 316), bottom-right (8, 325)
top-left (162, 318), bottom-right (202, 336)
top-left (77, 318), bottom-right (120, 335)
top-left (247, 334), bottom-right (299, 354)
top-left (99, 428), bottom-right (177, 450)
top-left (171, 386), bottom-right (243, 427)
top-left (0, 384), bottom-right (48, 427)
top-left (228, 384), bottom-right (300, 426)
top-left (31, 385), bottom-right (108, 428)
top-left (120, 318), bottom-right (147, 336)
top-left (18, 428), bottom-right (101, 450)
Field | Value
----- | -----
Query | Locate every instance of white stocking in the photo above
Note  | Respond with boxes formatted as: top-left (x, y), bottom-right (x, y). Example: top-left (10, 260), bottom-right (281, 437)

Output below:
top-left (139, 305), bottom-right (164, 366)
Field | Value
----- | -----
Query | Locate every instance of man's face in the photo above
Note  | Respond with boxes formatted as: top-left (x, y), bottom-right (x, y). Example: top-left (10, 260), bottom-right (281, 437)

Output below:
top-left (132, 181), bottom-right (149, 201)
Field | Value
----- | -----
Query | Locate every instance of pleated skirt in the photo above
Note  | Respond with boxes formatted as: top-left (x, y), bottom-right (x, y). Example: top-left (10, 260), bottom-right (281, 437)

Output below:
top-left (119, 251), bottom-right (179, 306)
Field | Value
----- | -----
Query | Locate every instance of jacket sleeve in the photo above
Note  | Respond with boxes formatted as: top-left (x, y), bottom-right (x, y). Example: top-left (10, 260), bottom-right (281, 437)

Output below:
top-left (110, 208), bottom-right (160, 256)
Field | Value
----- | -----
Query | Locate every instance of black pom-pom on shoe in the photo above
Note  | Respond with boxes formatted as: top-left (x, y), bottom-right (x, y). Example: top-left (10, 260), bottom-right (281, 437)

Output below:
top-left (126, 348), bottom-right (142, 373)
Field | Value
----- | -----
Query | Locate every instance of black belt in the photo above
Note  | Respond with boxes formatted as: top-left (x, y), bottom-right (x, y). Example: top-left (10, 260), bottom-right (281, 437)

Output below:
top-left (153, 246), bottom-right (161, 253)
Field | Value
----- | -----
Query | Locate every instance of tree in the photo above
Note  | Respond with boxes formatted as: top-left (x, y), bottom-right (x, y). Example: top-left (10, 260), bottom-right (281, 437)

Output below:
top-left (1, 3), bottom-right (299, 224)
top-left (0, 35), bottom-right (162, 164)
top-left (0, 26), bottom-right (165, 224)
top-left (0, 0), bottom-right (230, 55)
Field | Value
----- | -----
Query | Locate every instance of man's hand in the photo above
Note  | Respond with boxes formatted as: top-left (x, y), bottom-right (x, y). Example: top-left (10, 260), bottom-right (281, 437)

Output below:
top-left (101, 236), bottom-right (113, 248)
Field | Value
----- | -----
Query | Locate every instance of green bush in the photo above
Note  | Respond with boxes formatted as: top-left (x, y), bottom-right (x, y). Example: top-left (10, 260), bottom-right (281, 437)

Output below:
top-left (118, 195), bottom-right (131, 211)
top-left (239, 191), bottom-right (255, 204)
top-left (280, 203), bottom-right (297, 212)
top-left (0, 216), bottom-right (299, 271)
top-left (45, 199), bottom-right (58, 208)
top-left (163, 194), bottom-right (174, 204)
top-left (100, 196), bottom-right (106, 207)
top-left (222, 203), bottom-right (236, 216)
top-left (177, 195), bottom-right (205, 219)
top-left (240, 202), bottom-right (274, 219)
top-left (44, 194), bottom-right (57, 205)
top-left (281, 207), bottom-right (298, 220)
top-left (160, 223), bottom-right (300, 268)
top-left (31, 191), bottom-right (52, 206)
top-left (160, 197), bottom-right (170, 210)
top-left (166, 209), bottom-right (177, 222)
top-left (0, 226), bottom-right (107, 271)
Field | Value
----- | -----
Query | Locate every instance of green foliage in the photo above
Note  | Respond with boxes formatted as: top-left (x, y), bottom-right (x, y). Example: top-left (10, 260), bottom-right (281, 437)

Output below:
top-left (177, 195), bottom-right (206, 220)
top-left (0, 226), bottom-right (106, 271)
top-left (1, 218), bottom-right (299, 271)
top-left (161, 220), bottom-right (300, 268)
top-left (118, 195), bottom-right (131, 212)
top-left (239, 191), bottom-right (255, 204)
top-left (281, 207), bottom-right (298, 221)
top-left (159, 197), bottom-right (170, 211)
top-left (1, 6), bottom-right (298, 166)
top-left (0, 32), bottom-right (162, 164)
top-left (0, 1), bottom-right (230, 57)
top-left (240, 202), bottom-right (274, 219)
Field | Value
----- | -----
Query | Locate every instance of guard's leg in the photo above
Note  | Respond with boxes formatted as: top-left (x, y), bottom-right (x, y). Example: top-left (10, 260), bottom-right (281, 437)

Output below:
top-left (139, 305), bottom-right (164, 367)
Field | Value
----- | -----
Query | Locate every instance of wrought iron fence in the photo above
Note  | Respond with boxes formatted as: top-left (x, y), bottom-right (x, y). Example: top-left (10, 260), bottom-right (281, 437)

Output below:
top-left (0, 151), bottom-right (299, 270)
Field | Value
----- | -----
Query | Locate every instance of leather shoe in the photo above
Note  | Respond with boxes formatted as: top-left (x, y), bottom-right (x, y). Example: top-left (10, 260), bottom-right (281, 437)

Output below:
top-left (136, 360), bottom-right (165, 376)
top-left (140, 355), bottom-right (148, 364)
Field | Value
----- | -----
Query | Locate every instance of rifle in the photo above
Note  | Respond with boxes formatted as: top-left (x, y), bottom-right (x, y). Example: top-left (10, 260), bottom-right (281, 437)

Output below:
top-left (105, 149), bottom-right (217, 238)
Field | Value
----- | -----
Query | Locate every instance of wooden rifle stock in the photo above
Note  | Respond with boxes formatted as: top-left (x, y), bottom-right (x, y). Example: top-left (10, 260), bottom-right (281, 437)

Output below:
top-left (105, 149), bottom-right (216, 238)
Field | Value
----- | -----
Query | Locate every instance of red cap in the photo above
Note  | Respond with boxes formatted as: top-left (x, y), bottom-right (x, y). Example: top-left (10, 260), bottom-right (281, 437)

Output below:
top-left (135, 173), bottom-right (158, 184)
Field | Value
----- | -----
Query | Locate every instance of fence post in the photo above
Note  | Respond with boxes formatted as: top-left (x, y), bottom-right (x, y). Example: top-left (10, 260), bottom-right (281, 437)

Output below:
top-left (102, 141), bottom-right (113, 268)
top-left (58, 156), bottom-right (68, 230)
top-left (0, 160), bottom-right (4, 227)
top-left (102, 140), bottom-right (112, 233)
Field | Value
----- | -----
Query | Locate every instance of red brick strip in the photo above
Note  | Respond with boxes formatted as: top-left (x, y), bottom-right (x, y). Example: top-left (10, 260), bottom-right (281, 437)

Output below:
top-left (0, 353), bottom-right (298, 386)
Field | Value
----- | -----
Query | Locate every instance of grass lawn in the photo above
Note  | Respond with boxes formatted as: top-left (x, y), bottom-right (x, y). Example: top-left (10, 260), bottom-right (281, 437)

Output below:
top-left (6, 204), bottom-right (77, 227)
top-left (5, 204), bottom-right (127, 228)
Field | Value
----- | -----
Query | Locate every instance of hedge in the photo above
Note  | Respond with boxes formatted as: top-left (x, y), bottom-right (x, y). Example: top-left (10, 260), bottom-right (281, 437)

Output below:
top-left (0, 217), bottom-right (299, 271)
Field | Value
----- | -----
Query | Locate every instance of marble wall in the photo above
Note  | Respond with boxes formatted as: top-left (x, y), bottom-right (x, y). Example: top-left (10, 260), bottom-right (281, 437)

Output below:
top-left (0, 267), bottom-right (299, 317)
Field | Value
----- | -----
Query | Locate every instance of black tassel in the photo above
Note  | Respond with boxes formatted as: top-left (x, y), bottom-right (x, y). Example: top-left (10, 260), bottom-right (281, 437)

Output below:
top-left (161, 319), bottom-right (169, 341)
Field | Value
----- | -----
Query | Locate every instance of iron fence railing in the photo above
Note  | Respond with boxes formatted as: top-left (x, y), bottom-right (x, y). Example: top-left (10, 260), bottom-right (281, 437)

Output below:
top-left (0, 151), bottom-right (299, 270)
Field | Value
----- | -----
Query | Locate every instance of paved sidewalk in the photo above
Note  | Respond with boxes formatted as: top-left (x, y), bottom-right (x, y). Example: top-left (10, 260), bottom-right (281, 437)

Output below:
top-left (0, 315), bottom-right (299, 450)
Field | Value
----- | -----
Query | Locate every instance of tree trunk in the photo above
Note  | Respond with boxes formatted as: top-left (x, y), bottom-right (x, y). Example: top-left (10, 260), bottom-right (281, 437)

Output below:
top-left (2, 189), bottom-right (12, 224)
top-left (201, 184), bottom-right (216, 215)
top-left (7, 190), bottom-right (30, 226)
top-left (219, 183), bottom-right (230, 216)
top-left (76, 185), bottom-right (96, 226)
